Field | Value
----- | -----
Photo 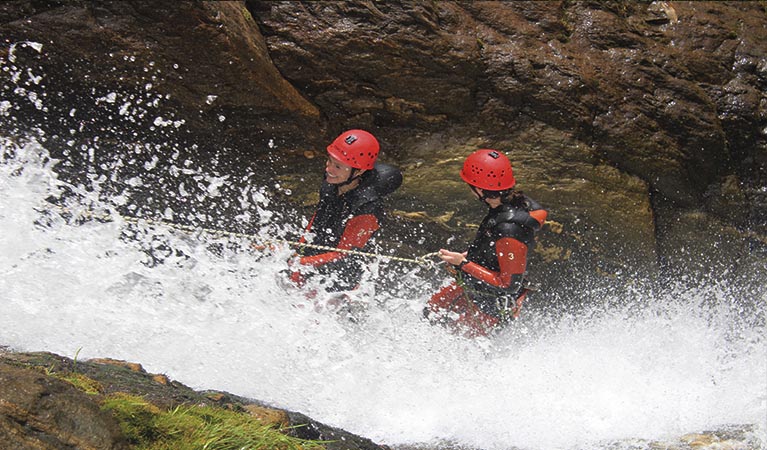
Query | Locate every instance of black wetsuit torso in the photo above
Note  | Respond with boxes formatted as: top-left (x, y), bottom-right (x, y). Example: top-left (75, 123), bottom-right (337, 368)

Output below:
top-left (302, 163), bottom-right (402, 291)
top-left (462, 194), bottom-right (544, 316)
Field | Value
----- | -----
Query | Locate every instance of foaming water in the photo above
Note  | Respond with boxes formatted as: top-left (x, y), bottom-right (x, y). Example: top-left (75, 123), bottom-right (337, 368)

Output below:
top-left (1, 139), bottom-right (765, 450)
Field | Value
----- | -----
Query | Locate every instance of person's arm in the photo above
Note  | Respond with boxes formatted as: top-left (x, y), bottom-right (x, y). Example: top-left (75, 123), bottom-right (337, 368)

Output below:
top-left (297, 212), bottom-right (317, 245)
top-left (529, 208), bottom-right (547, 228)
top-left (298, 214), bottom-right (379, 267)
top-left (459, 237), bottom-right (527, 290)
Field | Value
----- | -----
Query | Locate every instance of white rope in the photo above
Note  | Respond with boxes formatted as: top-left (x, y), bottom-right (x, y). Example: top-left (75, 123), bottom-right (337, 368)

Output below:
top-left (43, 203), bottom-right (440, 267)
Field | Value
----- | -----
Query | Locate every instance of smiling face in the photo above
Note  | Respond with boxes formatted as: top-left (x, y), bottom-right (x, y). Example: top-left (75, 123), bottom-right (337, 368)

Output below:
top-left (325, 155), bottom-right (354, 184)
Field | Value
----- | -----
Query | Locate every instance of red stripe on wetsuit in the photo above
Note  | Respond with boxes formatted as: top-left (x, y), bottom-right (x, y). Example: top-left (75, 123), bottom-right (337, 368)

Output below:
top-left (459, 237), bottom-right (528, 288)
top-left (298, 214), bottom-right (380, 267)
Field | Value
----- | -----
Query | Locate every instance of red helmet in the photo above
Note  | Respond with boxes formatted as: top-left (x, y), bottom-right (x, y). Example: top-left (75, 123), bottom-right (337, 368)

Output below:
top-left (460, 149), bottom-right (516, 190)
top-left (326, 129), bottom-right (380, 170)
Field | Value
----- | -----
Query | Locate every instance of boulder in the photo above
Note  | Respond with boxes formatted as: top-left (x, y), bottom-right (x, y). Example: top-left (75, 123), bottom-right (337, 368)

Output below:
top-left (0, 361), bottom-right (128, 450)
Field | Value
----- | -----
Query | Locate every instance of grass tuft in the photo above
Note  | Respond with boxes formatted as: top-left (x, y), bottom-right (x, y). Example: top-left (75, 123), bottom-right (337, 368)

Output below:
top-left (101, 393), bottom-right (325, 450)
top-left (57, 372), bottom-right (104, 395)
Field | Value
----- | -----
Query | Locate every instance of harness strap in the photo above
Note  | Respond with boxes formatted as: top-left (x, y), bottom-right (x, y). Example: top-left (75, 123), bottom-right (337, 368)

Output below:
top-left (510, 288), bottom-right (529, 320)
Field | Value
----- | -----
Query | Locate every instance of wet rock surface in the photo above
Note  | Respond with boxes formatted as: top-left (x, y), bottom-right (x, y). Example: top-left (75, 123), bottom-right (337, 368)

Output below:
top-left (0, 350), bottom-right (389, 450)
top-left (0, 361), bottom-right (128, 449)
top-left (249, 1), bottom-right (767, 287)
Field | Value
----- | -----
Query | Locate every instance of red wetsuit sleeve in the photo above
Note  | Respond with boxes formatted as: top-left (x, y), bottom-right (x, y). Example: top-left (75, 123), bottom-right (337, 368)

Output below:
top-left (529, 208), bottom-right (548, 228)
top-left (299, 212), bottom-right (317, 245)
top-left (298, 214), bottom-right (380, 267)
top-left (460, 237), bottom-right (527, 288)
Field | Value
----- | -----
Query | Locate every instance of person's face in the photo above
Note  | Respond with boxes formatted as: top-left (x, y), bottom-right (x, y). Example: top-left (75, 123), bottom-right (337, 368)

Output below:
top-left (325, 155), bottom-right (354, 184)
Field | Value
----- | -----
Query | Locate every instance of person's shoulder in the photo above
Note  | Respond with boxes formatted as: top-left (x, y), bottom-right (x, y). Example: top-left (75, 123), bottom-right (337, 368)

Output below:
top-left (347, 186), bottom-right (383, 215)
top-left (494, 204), bottom-right (541, 232)
top-left (519, 194), bottom-right (547, 228)
top-left (494, 219), bottom-right (535, 243)
top-left (521, 194), bottom-right (545, 213)
top-left (370, 162), bottom-right (402, 197)
top-left (348, 162), bottom-right (402, 212)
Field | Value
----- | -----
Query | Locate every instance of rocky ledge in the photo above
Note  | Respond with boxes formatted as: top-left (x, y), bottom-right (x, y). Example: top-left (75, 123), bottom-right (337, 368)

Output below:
top-left (0, 348), bottom-right (387, 450)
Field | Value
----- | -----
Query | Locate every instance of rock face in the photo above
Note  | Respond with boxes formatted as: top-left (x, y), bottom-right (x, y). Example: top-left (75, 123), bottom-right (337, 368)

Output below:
top-left (257, 1), bottom-right (764, 202)
top-left (1, 1), bottom-right (765, 293)
top-left (0, 0), bottom-right (323, 152)
top-left (0, 351), bottom-right (388, 450)
top-left (249, 0), bottom-right (767, 286)
top-left (0, 361), bottom-right (128, 449)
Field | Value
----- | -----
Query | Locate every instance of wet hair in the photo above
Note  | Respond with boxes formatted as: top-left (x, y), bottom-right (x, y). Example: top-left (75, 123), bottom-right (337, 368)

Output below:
top-left (484, 188), bottom-right (528, 209)
top-left (470, 185), bottom-right (529, 210)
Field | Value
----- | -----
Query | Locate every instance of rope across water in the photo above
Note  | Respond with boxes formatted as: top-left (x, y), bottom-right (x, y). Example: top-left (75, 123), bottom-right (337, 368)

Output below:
top-left (43, 203), bottom-right (441, 267)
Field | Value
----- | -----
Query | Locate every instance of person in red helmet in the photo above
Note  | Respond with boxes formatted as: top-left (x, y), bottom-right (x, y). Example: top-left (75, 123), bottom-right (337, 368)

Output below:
top-left (289, 129), bottom-right (402, 292)
top-left (425, 149), bottom-right (547, 337)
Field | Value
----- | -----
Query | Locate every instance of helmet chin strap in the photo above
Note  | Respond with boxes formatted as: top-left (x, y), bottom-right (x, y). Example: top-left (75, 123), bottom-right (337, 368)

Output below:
top-left (471, 186), bottom-right (511, 205)
top-left (338, 169), bottom-right (363, 188)
top-left (470, 186), bottom-right (491, 203)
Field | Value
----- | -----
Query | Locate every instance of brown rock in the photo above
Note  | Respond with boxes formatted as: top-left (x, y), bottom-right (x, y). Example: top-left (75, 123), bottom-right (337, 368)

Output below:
top-left (151, 374), bottom-right (170, 385)
top-left (242, 404), bottom-right (290, 428)
top-left (0, 0), bottom-right (323, 151)
top-left (646, 1), bottom-right (678, 25)
top-left (0, 362), bottom-right (128, 450)
top-left (89, 358), bottom-right (145, 373)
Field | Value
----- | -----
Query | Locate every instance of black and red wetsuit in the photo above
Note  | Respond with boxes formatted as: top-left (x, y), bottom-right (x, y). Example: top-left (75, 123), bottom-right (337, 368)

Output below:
top-left (427, 194), bottom-right (547, 335)
top-left (296, 163), bottom-right (402, 292)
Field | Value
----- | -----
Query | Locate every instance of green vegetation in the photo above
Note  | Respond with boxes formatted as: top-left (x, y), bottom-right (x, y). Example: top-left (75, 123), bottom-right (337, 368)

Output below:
top-left (58, 372), bottom-right (104, 395)
top-left (8, 353), bottom-right (331, 449)
top-left (101, 393), bottom-right (326, 450)
top-left (242, 5), bottom-right (254, 22)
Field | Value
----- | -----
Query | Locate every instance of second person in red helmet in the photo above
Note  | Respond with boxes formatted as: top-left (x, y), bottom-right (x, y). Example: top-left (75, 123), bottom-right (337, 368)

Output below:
top-left (289, 129), bottom-right (402, 292)
top-left (425, 149), bottom-right (547, 337)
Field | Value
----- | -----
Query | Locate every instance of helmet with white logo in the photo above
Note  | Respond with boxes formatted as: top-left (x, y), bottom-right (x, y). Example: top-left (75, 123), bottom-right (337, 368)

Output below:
top-left (460, 149), bottom-right (516, 190)
top-left (327, 129), bottom-right (380, 170)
